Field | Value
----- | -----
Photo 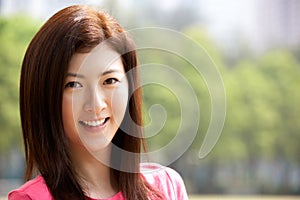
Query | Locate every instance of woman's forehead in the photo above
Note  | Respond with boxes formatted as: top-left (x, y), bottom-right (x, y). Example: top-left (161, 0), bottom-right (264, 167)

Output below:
top-left (68, 44), bottom-right (124, 76)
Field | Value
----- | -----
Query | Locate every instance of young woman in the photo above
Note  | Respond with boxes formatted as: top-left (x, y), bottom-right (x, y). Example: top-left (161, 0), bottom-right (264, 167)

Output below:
top-left (8, 5), bottom-right (188, 200)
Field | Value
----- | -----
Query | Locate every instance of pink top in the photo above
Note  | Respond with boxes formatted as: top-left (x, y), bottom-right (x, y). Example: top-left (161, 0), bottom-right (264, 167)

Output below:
top-left (8, 163), bottom-right (188, 200)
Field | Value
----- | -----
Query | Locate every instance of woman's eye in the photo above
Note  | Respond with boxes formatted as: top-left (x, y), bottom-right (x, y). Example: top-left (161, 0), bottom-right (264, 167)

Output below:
top-left (65, 81), bottom-right (82, 88)
top-left (103, 78), bottom-right (119, 85)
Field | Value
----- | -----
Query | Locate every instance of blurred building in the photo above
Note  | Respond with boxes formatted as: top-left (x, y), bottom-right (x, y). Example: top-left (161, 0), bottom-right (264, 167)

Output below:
top-left (0, 0), bottom-right (45, 18)
top-left (0, 0), bottom-right (96, 19)
top-left (1, 0), bottom-right (299, 52)
top-left (257, 0), bottom-right (300, 50)
top-left (201, 0), bottom-right (300, 53)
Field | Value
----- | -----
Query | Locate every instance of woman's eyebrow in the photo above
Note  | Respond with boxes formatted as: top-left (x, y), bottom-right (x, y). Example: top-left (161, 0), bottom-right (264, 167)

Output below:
top-left (102, 69), bottom-right (122, 76)
top-left (66, 72), bottom-right (85, 78)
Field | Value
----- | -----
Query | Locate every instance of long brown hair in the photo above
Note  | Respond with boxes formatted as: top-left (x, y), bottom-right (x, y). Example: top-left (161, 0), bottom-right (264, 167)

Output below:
top-left (20, 5), bottom-right (163, 200)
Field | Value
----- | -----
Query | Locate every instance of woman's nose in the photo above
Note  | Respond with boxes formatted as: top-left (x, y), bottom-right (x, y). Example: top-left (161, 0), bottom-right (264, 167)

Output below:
top-left (84, 88), bottom-right (107, 115)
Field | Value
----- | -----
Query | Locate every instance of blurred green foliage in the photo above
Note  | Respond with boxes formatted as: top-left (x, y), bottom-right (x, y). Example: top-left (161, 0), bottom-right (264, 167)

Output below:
top-left (213, 49), bottom-right (300, 162)
top-left (0, 15), bottom-right (40, 151)
top-left (140, 26), bottom-right (300, 164)
top-left (139, 26), bottom-right (300, 193)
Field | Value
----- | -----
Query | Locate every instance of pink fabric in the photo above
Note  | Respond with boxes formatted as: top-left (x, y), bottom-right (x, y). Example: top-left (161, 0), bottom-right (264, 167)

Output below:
top-left (8, 163), bottom-right (188, 200)
top-left (8, 176), bottom-right (53, 200)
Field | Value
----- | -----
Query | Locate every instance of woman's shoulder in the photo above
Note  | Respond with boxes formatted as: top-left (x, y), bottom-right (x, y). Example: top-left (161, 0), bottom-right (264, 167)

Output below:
top-left (140, 162), bottom-right (184, 183)
top-left (8, 175), bottom-right (53, 200)
top-left (140, 162), bottom-right (188, 200)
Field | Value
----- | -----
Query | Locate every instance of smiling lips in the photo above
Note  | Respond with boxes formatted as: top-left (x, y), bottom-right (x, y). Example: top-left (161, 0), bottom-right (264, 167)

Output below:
top-left (79, 117), bottom-right (109, 127)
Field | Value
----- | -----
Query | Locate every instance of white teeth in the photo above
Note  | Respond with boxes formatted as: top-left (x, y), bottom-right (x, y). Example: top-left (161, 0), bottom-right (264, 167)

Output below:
top-left (82, 118), bottom-right (106, 127)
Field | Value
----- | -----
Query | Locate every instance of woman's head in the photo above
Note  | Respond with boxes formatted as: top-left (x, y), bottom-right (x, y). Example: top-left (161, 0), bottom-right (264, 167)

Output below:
top-left (20, 5), bottom-right (149, 199)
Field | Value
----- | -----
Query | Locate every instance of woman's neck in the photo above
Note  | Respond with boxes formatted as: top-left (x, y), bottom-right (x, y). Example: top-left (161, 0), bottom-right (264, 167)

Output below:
top-left (69, 144), bottom-right (118, 198)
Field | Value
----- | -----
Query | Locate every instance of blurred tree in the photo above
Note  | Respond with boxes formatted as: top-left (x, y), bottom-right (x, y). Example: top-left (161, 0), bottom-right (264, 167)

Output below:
top-left (0, 15), bottom-right (39, 177)
top-left (210, 48), bottom-right (300, 194)
top-left (258, 50), bottom-right (300, 161)
top-left (138, 27), bottom-right (218, 154)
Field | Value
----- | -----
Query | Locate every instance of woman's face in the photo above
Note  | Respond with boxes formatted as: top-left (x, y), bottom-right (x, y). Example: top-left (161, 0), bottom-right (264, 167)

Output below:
top-left (62, 44), bottom-right (129, 153)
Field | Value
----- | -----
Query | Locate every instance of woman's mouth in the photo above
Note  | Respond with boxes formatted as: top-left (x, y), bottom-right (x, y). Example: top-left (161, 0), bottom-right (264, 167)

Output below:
top-left (79, 117), bottom-right (109, 127)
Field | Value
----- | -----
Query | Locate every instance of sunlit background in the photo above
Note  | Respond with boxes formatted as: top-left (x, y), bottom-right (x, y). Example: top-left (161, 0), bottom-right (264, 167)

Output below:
top-left (0, 0), bottom-right (300, 199)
